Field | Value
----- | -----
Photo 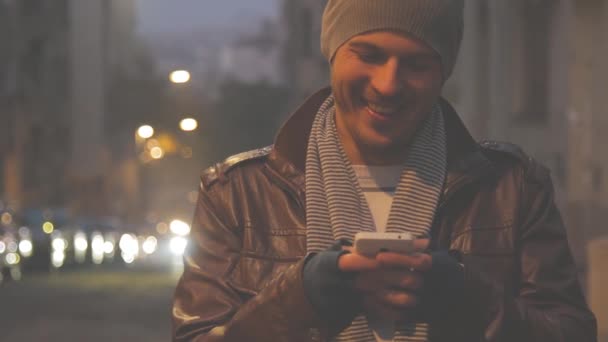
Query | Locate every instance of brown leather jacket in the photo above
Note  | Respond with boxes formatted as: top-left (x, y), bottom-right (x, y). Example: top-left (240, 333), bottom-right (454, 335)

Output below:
top-left (172, 88), bottom-right (597, 342)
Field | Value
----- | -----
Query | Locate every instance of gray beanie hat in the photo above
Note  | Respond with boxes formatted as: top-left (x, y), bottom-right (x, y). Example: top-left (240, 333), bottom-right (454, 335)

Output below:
top-left (321, 0), bottom-right (464, 79)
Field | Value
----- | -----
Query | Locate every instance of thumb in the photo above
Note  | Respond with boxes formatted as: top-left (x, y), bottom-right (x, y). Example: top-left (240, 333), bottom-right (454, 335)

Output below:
top-left (413, 238), bottom-right (430, 253)
top-left (338, 252), bottom-right (380, 272)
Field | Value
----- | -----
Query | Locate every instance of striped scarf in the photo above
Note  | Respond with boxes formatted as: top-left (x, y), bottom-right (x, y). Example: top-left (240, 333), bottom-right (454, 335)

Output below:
top-left (305, 95), bottom-right (447, 342)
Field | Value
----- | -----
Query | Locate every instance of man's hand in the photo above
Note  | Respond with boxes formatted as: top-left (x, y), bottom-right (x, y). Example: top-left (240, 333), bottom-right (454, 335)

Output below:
top-left (338, 239), bottom-right (431, 321)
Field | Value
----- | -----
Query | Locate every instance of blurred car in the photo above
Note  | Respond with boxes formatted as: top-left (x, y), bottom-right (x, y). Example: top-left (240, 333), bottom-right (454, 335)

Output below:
top-left (0, 226), bottom-right (22, 282)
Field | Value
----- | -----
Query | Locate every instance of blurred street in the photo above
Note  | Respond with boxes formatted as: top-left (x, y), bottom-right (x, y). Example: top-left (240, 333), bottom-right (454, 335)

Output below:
top-left (0, 266), bottom-right (179, 342)
top-left (0, 0), bottom-right (607, 339)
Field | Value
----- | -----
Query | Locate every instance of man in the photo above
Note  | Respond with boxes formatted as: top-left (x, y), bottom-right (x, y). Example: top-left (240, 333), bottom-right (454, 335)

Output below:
top-left (172, 0), bottom-right (597, 341)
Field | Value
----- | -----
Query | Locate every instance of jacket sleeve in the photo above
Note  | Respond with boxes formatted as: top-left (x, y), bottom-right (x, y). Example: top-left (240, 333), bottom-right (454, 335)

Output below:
top-left (464, 161), bottom-right (597, 341)
top-left (171, 184), bottom-right (330, 342)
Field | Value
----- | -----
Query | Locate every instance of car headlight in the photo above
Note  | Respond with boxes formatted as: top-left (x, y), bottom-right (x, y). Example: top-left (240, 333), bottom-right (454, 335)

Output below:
top-left (74, 232), bottom-right (88, 252)
top-left (104, 240), bottom-right (114, 254)
top-left (119, 234), bottom-right (138, 255)
top-left (73, 231), bottom-right (88, 263)
top-left (169, 236), bottom-right (188, 256)
top-left (7, 240), bottom-right (18, 253)
top-left (142, 236), bottom-right (158, 255)
top-left (6, 252), bottom-right (20, 265)
top-left (52, 250), bottom-right (65, 268)
top-left (103, 233), bottom-right (116, 256)
top-left (18, 239), bottom-right (33, 257)
top-left (119, 234), bottom-right (138, 263)
top-left (121, 252), bottom-right (135, 264)
top-left (91, 232), bottom-right (105, 265)
top-left (169, 220), bottom-right (191, 236)
top-left (52, 238), bottom-right (67, 251)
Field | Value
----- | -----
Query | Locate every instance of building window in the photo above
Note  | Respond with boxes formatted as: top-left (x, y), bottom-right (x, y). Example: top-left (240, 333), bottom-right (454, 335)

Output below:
top-left (21, 0), bottom-right (42, 16)
top-left (21, 38), bottom-right (45, 87)
top-left (50, 57), bottom-right (68, 100)
top-left (299, 8), bottom-right (313, 57)
top-left (513, 0), bottom-right (555, 123)
top-left (56, 0), bottom-right (70, 29)
top-left (24, 124), bottom-right (43, 191)
top-left (592, 165), bottom-right (603, 191)
top-left (0, 158), bottom-right (4, 197)
top-left (0, 70), bottom-right (5, 95)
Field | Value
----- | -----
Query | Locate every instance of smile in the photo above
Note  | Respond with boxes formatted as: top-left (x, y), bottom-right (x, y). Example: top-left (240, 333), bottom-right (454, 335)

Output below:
top-left (365, 102), bottom-right (404, 121)
top-left (364, 99), bottom-right (404, 116)
top-left (366, 106), bottom-right (395, 122)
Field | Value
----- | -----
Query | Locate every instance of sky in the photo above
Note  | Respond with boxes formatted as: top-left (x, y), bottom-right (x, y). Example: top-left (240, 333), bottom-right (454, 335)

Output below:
top-left (136, 0), bottom-right (279, 34)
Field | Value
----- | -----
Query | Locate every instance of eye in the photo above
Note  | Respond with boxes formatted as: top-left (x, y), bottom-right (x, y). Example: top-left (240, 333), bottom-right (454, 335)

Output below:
top-left (404, 58), bottom-right (436, 72)
top-left (353, 50), bottom-right (385, 64)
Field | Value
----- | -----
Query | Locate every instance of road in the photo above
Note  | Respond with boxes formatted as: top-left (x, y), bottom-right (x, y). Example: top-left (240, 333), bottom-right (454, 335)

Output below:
top-left (0, 265), bottom-right (181, 342)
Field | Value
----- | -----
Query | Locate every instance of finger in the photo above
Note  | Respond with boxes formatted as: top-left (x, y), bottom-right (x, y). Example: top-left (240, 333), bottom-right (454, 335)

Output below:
top-left (413, 238), bottom-right (430, 252)
top-left (353, 270), bottom-right (384, 292)
top-left (375, 252), bottom-right (432, 271)
top-left (338, 252), bottom-right (381, 272)
top-left (355, 270), bottom-right (424, 292)
top-left (393, 273), bottom-right (424, 291)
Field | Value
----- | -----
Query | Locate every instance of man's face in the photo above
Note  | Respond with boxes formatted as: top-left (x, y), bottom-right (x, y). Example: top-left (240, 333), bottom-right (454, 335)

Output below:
top-left (331, 30), bottom-right (444, 164)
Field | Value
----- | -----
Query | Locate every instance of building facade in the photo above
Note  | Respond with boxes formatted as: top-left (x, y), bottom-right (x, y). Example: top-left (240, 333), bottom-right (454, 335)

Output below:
top-left (0, 0), bottom-right (72, 213)
top-left (453, 0), bottom-right (608, 282)
top-left (567, 2), bottom-right (608, 338)
top-left (219, 19), bottom-right (285, 86)
top-left (0, 0), bottom-right (143, 224)
top-left (281, 0), bottom-right (328, 108)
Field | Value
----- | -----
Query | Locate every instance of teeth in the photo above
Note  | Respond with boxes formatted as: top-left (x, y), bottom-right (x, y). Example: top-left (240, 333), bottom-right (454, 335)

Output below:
top-left (368, 104), bottom-right (398, 115)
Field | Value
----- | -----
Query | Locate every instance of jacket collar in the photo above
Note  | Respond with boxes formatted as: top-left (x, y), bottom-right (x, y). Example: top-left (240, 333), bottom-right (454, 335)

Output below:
top-left (268, 87), bottom-right (491, 191)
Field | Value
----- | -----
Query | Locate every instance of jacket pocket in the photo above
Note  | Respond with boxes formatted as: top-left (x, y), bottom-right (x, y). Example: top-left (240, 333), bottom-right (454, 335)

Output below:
top-left (241, 225), bottom-right (306, 259)
top-left (228, 226), bottom-right (306, 295)
top-left (450, 220), bottom-right (514, 256)
top-left (451, 223), bottom-right (517, 292)
top-left (228, 256), bottom-right (297, 295)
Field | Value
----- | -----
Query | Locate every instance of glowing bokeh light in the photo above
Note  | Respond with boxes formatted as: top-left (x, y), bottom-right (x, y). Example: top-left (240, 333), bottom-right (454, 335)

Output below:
top-left (137, 125), bottom-right (154, 139)
top-left (18, 240), bottom-right (33, 257)
top-left (179, 118), bottom-right (198, 132)
top-left (169, 236), bottom-right (188, 256)
top-left (169, 70), bottom-right (190, 84)
top-left (6, 252), bottom-right (20, 265)
top-left (1, 212), bottom-right (12, 225)
top-left (150, 147), bottom-right (164, 159)
top-left (170, 220), bottom-right (191, 236)
top-left (42, 221), bottom-right (54, 234)
top-left (142, 236), bottom-right (158, 255)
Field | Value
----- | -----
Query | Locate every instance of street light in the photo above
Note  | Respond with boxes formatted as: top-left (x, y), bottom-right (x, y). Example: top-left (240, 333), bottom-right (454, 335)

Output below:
top-left (137, 125), bottom-right (154, 139)
top-left (179, 118), bottom-right (198, 132)
top-left (150, 146), bottom-right (164, 160)
top-left (1, 212), bottom-right (12, 225)
top-left (42, 221), bottom-right (54, 234)
top-left (170, 70), bottom-right (191, 84)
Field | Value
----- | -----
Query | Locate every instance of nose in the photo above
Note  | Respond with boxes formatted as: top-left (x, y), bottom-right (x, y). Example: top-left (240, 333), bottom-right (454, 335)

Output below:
top-left (370, 59), bottom-right (402, 97)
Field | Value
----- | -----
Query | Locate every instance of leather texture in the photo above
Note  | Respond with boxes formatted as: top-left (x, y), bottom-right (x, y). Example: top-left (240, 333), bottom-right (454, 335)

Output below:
top-left (172, 88), bottom-right (597, 342)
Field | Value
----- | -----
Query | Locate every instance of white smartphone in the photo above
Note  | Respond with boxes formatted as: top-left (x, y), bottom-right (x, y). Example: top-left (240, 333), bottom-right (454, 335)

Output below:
top-left (354, 232), bottom-right (416, 257)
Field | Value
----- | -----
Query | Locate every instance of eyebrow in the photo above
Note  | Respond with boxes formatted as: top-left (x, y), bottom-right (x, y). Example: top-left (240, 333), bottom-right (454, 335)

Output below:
top-left (347, 41), bottom-right (437, 59)
top-left (348, 41), bottom-right (382, 52)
